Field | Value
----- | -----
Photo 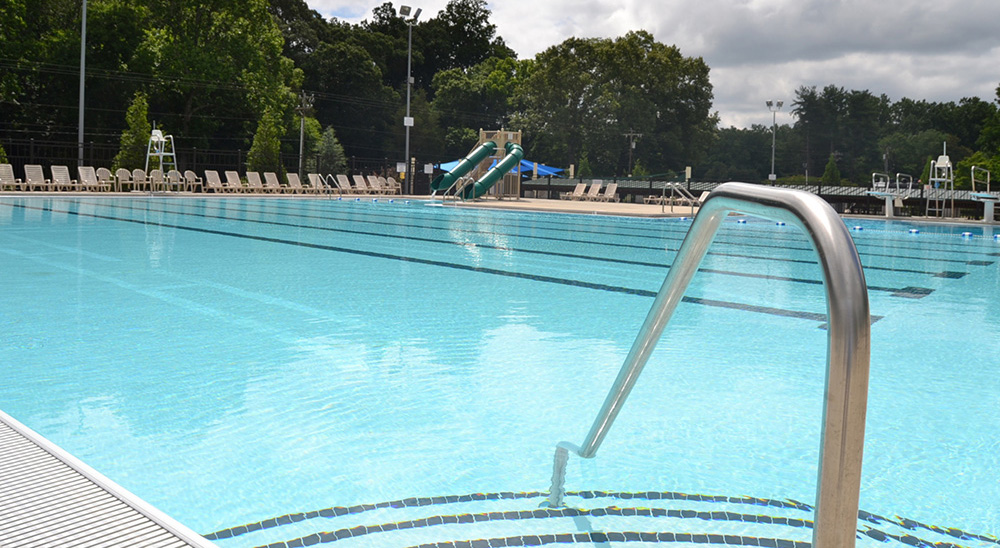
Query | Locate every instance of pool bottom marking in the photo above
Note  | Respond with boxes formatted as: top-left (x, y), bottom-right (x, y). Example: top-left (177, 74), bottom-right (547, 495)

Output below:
top-left (202, 490), bottom-right (997, 548)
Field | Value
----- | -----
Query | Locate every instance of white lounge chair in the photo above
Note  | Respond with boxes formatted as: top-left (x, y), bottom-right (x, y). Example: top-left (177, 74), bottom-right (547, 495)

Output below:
top-left (366, 175), bottom-right (391, 194)
top-left (24, 165), bottom-right (51, 191)
top-left (51, 165), bottom-right (81, 191)
top-left (204, 170), bottom-right (226, 193)
top-left (581, 181), bottom-right (603, 201)
top-left (306, 173), bottom-right (329, 193)
top-left (560, 182), bottom-right (586, 200)
top-left (336, 174), bottom-right (357, 194)
top-left (287, 173), bottom-right (319, 194)
top-left (263, 172), bottom-right (286, 193)
top-left (245, 171), bottom-right (269, 193)
top-left (223, 171), bottom-right (245, 193)
top-left (352, 174), bottom-right (373, 194)
top-left (595, 182), bottom-right (619, 202)
top-left (78, 166), bottom-right (110, 192)
top-left (1, 163), bottom-right (26, 191)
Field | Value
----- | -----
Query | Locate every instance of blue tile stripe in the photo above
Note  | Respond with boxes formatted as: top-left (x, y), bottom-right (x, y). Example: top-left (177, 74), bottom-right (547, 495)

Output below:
top-left (202, 490), bottom-right (998, 548)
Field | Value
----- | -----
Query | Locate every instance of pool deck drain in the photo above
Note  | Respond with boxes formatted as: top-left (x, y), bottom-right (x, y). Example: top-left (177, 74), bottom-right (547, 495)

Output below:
top-left (0, 409), bottom-right (216, 548)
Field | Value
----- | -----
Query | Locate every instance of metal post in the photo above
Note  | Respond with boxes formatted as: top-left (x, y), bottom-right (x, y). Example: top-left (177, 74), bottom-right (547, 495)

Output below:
top-left (297, 92), bottom-right (314, 177)
top-left (77, 0), bottom-right (87, 167)
top-left (546, 183), bottom-right (871, 548)
top-left (399, 6), bottom-right (422, 195)
top-left (767, 100), bottom-right (783, 182)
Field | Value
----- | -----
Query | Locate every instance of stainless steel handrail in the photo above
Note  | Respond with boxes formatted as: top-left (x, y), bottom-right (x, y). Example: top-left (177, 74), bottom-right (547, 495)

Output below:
top-left (546, 182), bottom-right (871, 548)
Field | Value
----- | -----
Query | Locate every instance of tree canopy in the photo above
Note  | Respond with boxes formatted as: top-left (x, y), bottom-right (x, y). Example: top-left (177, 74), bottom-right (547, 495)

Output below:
top-left (1, 0), bottom-right (997, 184)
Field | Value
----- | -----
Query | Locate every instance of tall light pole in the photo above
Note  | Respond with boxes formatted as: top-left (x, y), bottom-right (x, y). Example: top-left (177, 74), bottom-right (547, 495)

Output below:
top-left (296, 91), bottom-right (314, 176)
top-left (766, 100), bottom-right (783, 182)
top-left (400, 5), bottom-right (421, 195)
top-left (78, 0), bottom-right (87, 166)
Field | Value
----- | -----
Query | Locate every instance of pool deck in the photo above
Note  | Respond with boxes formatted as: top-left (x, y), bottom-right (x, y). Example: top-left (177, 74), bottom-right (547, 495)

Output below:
top-left (0, 410), bottom-right (217, 548)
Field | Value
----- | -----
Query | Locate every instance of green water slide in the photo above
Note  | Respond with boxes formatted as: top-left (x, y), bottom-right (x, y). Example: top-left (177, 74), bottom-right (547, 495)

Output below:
top-left (460, 142), bottom-right (525, 199)
top-left (430, 140), bottom-right (497, 192)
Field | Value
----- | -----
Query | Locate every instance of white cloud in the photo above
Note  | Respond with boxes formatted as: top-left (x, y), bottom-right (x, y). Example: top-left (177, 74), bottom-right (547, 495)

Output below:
top-left (305, 0), bottom-right (1000, 128)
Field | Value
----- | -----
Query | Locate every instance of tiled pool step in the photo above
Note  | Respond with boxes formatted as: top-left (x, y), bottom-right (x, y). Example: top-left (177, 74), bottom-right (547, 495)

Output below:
top-left (0, 410), bottom-right (217, 548)
top-left (206, 491), bottom-right (998, 548)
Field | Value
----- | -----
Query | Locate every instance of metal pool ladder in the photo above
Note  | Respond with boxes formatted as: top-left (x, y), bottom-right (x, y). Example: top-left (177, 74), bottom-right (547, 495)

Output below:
top-left (546, 182), bottom-right (871, 548)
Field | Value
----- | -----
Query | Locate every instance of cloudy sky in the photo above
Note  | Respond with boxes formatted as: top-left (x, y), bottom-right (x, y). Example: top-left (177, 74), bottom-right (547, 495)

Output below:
top-left (306, 0), bottom-right (1000, 128)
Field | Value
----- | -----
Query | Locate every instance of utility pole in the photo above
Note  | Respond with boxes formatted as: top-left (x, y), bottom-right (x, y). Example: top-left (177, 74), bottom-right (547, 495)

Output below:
top-left (624, 130), bottom-right (642, 176)
top-left (296, 91), bottom-right (314, 176)
top-left (78, 0), bottom-right (87, 167)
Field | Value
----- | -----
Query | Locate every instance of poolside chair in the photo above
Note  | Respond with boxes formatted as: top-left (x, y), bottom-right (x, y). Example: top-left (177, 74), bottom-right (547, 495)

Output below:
top-left (148, 169), bottom-right (166, 192)
top-left (114, 168), bottom-right (132, 192)
top-left (0, 163), bottom-right (26, 191)
top-left (352, 174), bottom-right (373, 194)
top-left (223, 171), bottom-right (245, 193)
top-left (96, 167), bottom-right (115, 190)
top-left (245, 171), bottom-right (269, 193)
top-left (366, 175), bottom-right (390, 194)
top-left (263, 172), bottom-right (286, 193)
top-left (384, 176), bottom-right (401, 195)
top-left (132, 168), bottom-right (151, 192)
top-left (204, 170), bottom-right (226, 193)
top-left (183, 170), bottom-right (204, 193)
top-left (24, 165), bottom-right (52, 191)
top-left (305, 173), bottom-right (328, 194)
top-left (560, 182), bottom-right (586, 200)
top-left (51, 165), bottom-right (81, 191)
top-left (166, 169), bottom-right (185, 192)
top-left (581, 180), bottom-right (603, 201)
top-left (595, 182), bottom-right (619, 202)
top-left (78, 166), bottom-right (110, 192)
top-left (336, 174), bottom-right (356, 194)
top-left (284, 173), bottom-right (306, 194)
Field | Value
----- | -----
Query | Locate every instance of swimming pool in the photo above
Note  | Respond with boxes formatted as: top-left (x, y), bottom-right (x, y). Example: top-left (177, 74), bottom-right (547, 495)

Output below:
top-left (0, 196), bottom-right (997, 548)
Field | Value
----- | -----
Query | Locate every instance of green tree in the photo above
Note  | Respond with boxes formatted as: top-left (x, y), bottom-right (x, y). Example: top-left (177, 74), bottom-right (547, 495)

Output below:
top-left (315, 126), bottom-right (348, 174)
top-left (577, 153), bottom-right (593, 177)
top-left (247, 108), bottom-right (285, 174)
top-left (432, 56), bottom-right (529, 157)
top-left (515, 31), bottom-right (714, 176)
top-left (821, 154), bottom-right (842, 186)
top-left (0, 141), bottom-right (7, 163)
top-left (300, 40), bottom-right (397, 160)
top-left (113, 92), bottom-right (152, 170)
top-left (955, 151), bottom-right (1000, 190)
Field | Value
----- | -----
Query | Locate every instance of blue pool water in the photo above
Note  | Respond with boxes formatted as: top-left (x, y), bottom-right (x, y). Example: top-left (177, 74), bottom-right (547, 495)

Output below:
top-left (0, 196), bottom-right (998, 548)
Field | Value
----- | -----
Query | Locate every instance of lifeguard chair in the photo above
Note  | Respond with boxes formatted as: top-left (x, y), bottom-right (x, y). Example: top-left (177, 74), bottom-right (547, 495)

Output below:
top-left (145, 128), bottom-right (178, 172)
top-left (925, 143), bottom-right (953, 217)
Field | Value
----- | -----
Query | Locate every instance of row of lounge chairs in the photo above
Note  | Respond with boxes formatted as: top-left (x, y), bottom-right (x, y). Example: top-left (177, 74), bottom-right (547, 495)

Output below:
top-left (559, 181), bottom-right (620, 202)
top-left (0, 164), bottom-right (403, 196)
top-left (0, 164), bottom-right (205, 193)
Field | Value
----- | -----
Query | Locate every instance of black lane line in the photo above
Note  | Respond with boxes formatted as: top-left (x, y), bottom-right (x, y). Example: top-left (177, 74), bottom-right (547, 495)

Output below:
top-left (79, 199), bottom-right (964, 284)
top-left (12, 202), bottom-right (851, 325)
top-left (183, 198), bottom-right (998, 270)
top-left (255, 198), bottom-right (1000, 259)
top-left (72, 200), bottom-right (934, 297)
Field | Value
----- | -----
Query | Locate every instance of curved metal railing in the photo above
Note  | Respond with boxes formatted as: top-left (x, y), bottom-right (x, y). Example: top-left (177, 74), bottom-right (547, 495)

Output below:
top-left (545, 182), bottom-right (872, 548)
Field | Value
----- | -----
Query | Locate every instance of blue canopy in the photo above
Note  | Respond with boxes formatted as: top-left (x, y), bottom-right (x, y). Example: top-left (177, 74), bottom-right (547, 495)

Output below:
top-left (435, 158), bottom-right (563, 178)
